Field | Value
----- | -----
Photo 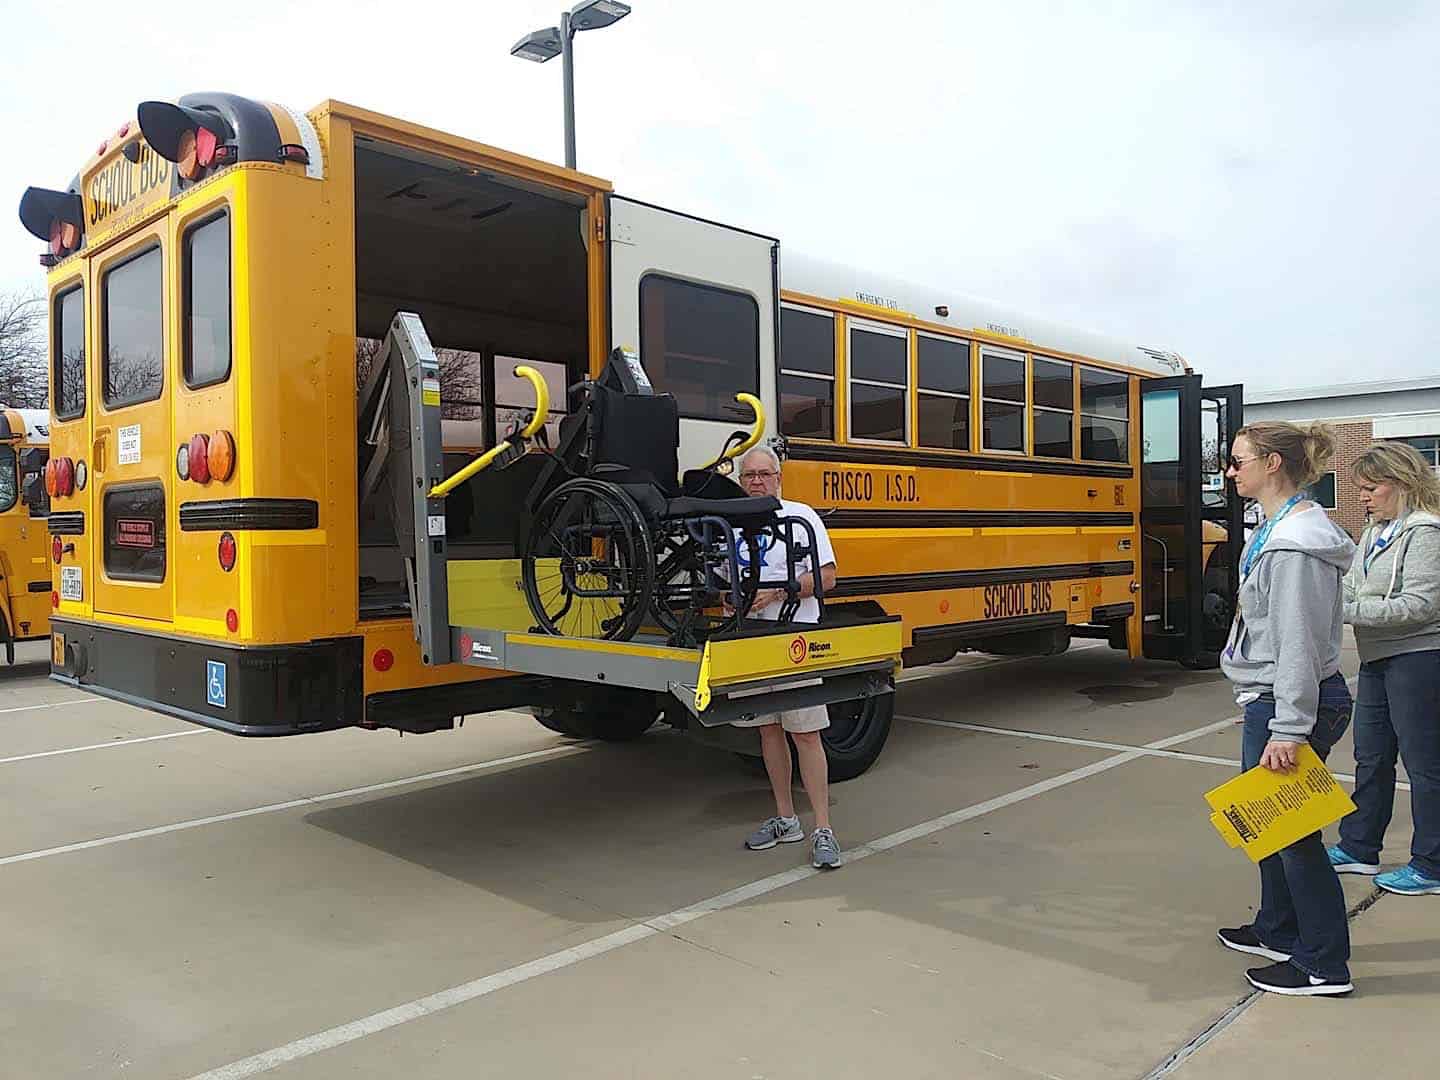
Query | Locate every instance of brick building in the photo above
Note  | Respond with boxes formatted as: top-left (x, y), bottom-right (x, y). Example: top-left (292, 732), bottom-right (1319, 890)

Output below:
top-left (1244, 377), bottom-right (1440, 538)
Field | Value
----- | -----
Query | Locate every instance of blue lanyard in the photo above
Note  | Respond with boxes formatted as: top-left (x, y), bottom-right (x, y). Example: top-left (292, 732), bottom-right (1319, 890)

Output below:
top-left (1241, 492), bottom-right (1307, 581)
top-left (1364, 518), bottom-right (1403, 572)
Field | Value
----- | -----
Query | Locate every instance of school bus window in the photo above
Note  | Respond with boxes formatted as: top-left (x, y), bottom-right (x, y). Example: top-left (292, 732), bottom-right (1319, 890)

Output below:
top-left (848, 321), bottom-right (907, 443)
top-left (53, 284), bottom-right (85, 420)
top-left (497, 357), bottom-right (568, 449)
top-left (981, 350), bottom-right (1025, 452)
top-left (1032, 357), bottom-right (1074, 458)
top-left (0, 446), bottom-right (17, 513)
top-left (102, 245), bottom-right (164, 408)
top-left (639, 274), bottom-right (759, 422)
top-left (183, 212), bottom-right (231, 388)
top-left (779, 305), bottom-right (834, 439)
top-left (1080, 366), bottom-right (1129, 463)
top-left (917, 333), bottom-right (970, 450)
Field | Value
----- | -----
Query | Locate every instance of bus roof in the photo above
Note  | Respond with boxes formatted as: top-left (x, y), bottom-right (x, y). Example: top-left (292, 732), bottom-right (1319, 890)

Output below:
top-left (0, 407), bottom-right (49, 445)
top-left (781, 251), bottom-right (1188, 377)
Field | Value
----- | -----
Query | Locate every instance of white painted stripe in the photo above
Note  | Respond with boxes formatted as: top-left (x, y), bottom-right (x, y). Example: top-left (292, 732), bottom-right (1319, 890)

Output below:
top-left (0, 729), bottom-right (207, 765)
top-left (0, 744), bottom-right (583, 868)
top-left (898, 714), bottom-right (1412, 791)
top-left (0, 697), bottom-right (101, 716)
top-left (184, 716), bottom-right (1235, 1080)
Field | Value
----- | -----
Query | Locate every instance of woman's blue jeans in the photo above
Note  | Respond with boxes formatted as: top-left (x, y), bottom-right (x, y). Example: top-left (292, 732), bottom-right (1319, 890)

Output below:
top-left (1338, 650), bottom-right (1440, 879)
top-left (1242, 672), bottom-right (1353, 982)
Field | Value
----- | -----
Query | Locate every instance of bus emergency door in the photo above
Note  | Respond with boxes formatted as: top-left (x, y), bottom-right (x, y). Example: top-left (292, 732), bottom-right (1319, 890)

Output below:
top-left (89, 215), bottom-right (175, 624)
top-left (1140, 376), bottom-right (1245, 664)
top-left (607, 196), bottom-right (778, 468)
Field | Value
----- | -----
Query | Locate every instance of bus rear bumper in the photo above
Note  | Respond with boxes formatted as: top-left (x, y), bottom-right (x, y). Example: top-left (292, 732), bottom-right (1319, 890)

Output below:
top-left (49, 618), bottom-right (363, 736)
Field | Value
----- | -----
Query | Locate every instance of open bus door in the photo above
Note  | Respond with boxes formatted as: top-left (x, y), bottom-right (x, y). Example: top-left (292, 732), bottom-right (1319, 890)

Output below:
top-left (1140, 376), bottom-right (1245, 666)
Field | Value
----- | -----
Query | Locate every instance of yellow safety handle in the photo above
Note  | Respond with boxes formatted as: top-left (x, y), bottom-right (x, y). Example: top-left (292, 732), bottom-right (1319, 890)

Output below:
top-left (429, 365), bottom-right (549, 498)
top-left (722, 393), bottom-right (765, 462)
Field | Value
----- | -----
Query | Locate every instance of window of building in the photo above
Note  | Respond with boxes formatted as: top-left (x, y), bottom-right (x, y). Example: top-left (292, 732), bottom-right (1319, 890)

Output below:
top-left (981, 349), bottom-right (1026, 452)
top-left (847, 321), bottom-right (908, 443)
top-left (917, 334), bottom-right (970, 450)
top-left (639, 275), bottom-right (759, 422)
top-left (1080, 366), bottom-right (1129, 463)
top-left (1032, 356), bottom-right (1074, 458)
top-left (103, 245), bottom-right (164, 408)
top-left (183, 212), bottom-right (231, 388)
top-left (779, 305), bottom-right (835, 439)
top-left (53, 285), bottom-right (85, 420)
top-left (1403, 435), bottom-right (1440, 476)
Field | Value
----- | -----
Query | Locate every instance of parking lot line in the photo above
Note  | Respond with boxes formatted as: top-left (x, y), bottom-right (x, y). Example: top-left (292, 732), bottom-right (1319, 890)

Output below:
top-left (1, 728), bottom-right (207, 766)
top-left (898, 714), bottom-right (1411, 791)
top-left (184, 715), bottom-right (1237, 1080)
top-left (0, 697), bottom-right (103, 716)
top-left (0, 744), bottom-right (585, 868)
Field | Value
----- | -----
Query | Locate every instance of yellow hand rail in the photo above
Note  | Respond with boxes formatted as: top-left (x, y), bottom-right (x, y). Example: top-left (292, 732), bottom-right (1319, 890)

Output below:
top-left (428, 365), bottom-right (550, 499)
top-left (722, 392), bottom-right (765, 462)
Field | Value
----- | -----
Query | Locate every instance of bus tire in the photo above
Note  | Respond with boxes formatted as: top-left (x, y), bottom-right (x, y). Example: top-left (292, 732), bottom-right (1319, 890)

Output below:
top-left (823, 692), bottom-right (894, 781)
top-left (531, 703), bottom-right (592, 738)
top-left (531, 692), bottom-right (661, 742)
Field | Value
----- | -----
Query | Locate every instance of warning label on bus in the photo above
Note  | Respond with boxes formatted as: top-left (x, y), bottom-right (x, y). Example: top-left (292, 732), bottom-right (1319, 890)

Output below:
top-left (115, 519), bottom-right (156, 549)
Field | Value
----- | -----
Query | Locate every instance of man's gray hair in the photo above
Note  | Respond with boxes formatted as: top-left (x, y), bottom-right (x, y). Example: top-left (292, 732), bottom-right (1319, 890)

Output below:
top-left (741, 444), bottom-right (782, 472)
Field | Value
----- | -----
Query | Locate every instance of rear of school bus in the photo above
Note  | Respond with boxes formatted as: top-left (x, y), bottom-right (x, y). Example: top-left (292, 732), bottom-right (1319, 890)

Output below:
top-left (0, 407), bottom-right (52, 661)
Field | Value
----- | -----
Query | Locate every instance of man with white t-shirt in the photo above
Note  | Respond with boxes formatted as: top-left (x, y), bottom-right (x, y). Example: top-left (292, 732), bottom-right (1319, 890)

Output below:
top-left (732, 445), bottom-right (842, 869)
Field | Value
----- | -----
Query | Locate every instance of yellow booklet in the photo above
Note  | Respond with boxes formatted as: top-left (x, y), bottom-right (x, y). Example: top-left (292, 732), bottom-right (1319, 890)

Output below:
top-left (1205, 743), bottom-right (1356, 863)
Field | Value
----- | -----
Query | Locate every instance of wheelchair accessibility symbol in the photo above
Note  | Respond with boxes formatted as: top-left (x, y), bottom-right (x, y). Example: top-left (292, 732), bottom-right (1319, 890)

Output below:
top-left (206, 660), bottom-right (227, 708)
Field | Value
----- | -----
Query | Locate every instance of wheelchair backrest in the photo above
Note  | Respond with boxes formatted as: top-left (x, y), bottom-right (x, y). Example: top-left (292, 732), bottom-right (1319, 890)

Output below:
top-left (589, 383), bottom-right (682, 497)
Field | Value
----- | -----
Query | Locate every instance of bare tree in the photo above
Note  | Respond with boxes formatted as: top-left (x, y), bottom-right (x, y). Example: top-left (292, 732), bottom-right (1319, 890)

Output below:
top-left (0, 291), bottom-right (46, 408)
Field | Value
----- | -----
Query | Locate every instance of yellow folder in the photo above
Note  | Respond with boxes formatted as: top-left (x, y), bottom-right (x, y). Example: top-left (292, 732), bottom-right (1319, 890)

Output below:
top-left (1205, 743), bottom-right (1356, 863)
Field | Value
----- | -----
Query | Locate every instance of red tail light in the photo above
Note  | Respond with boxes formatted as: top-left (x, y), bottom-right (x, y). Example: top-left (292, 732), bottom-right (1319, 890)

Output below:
top-left (217, 531), bottom-right (237, 572)
top-left (52, 457), bottom-right (74, 497)
top-left (188, 433), bottom-right (211, 483)
top-left (372, 648), bottom-right (395, 672)
top-left (45, 459), bottom-right (58, 497)
top-left (52, 536), bottom-right (63, 564)
top-left (207, 430), bottom-right (236, 483)
top-left (52, 591), bottom-right (60, 609)
top-left (225, 608), bottom-right (239, 633)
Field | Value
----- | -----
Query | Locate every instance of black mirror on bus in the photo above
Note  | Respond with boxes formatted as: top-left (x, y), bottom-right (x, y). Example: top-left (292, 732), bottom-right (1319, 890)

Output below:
top-left (19, 447), bottom-right (47, 473)
top-left (24, 473), bottom-right (49, 518)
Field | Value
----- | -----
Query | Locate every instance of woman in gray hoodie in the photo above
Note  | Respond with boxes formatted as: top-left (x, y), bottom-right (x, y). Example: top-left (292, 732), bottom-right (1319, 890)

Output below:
top-left (1328, 442), bottom-right (1440, 897)
top-left (1216, 421), bottom-right (1357, 997)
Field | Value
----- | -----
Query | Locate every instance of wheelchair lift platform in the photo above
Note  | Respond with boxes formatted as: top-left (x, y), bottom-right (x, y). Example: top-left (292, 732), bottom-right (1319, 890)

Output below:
top-left (371, 312), bottom-right (902, 727)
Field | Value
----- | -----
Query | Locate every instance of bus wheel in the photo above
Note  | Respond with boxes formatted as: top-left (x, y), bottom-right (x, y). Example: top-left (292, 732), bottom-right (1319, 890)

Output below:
top-left (531, 691), bottom-right (661, 742)
top-left (822, 692), bottom-right (894, 782)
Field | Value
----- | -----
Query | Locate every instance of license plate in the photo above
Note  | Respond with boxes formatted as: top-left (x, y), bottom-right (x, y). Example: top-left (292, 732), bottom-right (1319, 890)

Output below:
top-left (52, 632), bottom-right (66, 667)
top-left (60, 565), bottom-right (83, 601)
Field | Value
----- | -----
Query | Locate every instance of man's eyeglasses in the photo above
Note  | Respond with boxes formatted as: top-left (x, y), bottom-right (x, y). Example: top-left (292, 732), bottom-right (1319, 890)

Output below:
top-left (740, 470), bottom-right (779, 481)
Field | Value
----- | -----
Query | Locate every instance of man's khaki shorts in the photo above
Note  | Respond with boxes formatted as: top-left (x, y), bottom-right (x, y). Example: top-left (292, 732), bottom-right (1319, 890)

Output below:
top-left (731, 705), bottom-right (831, 733)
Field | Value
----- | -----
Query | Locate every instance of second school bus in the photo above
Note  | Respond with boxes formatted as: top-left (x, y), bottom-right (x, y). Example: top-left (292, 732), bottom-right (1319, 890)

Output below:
top-left (19, 92), bottom-right (1243, 778)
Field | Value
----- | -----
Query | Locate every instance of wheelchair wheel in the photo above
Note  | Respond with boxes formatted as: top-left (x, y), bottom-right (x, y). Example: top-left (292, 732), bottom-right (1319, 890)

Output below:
top-left (523, 479), bottom-right (655, 640)
top-left (650, 527), bottom-right (761, 645)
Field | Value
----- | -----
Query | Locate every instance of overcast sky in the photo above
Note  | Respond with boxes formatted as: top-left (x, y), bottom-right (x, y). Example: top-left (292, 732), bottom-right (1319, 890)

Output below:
top-left (4, 0), bottom-right (1437, 391)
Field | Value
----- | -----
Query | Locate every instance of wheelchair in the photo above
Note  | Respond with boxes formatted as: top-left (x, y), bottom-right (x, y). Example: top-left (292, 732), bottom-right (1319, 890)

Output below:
top-left (516, 351), bottom-right (825, 646)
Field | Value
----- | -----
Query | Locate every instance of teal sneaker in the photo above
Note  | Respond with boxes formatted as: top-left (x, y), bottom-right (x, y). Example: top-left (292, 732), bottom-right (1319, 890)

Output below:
top-left (1326, 844), bottom-right (1380, 876)
top-left (1376, 865), bottom-right (1440, 896)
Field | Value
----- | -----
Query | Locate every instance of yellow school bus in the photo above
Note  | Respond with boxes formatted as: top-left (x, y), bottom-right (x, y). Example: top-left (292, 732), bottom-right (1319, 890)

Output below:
top-left (18, 93), bottom-right (1240, 778)
top-left (0, 406), bottom-right (52, 663)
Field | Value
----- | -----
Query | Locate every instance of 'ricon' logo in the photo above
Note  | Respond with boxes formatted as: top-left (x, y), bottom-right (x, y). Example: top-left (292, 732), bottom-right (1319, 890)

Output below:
top-left (788, 635), bottom-right (808, 664)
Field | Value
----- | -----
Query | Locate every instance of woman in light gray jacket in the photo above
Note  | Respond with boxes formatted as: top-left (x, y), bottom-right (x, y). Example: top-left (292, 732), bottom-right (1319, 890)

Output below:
top-left (1329, 442), bottom-right (1440, 896)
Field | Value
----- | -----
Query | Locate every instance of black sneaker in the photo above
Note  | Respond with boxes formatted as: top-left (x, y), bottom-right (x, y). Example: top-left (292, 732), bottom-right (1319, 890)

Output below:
top-left (1245, 960), bottom-right (1353, 997)
top-left (1217, 925), bottom-right (1291, 962)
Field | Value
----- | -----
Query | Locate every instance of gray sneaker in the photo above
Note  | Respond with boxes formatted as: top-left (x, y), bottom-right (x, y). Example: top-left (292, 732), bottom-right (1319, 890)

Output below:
top-left (811, 827), bottom-right (842, 869)
top-left (745, 815), bottom-right (804, 850)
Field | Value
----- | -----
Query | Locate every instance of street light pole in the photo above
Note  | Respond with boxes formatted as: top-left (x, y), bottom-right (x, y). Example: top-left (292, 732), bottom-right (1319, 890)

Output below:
top-left (510, 1), bottom-right (631, 171)
top-left (560, 11), bottom-right (576, 169)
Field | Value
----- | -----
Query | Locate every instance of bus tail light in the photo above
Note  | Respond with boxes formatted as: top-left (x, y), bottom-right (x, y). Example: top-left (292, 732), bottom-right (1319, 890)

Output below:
top-left (218, 532), bottom-right (237, 572)
top-left (19, 187), bottom-right (85, 259)
top-left (176, 442), bottom-right (190, 481)
top-left (188, 433), bottom-right (211, 484)
top-left (373, 648), bottom-right (395, 673)
top-left (48, 457), bottom-right (75, 497)
top-left (52, 536), bottom-right (63, 564)
top-left (52, 591), bottom-right (60, 610)
top-left (225, 608), bottom-right (239, 633)
top-left (74, 460), bottom-right (87, 491)
top-left (45, 459), bottom-right (58, 497)
top-left (207, 430), bottom-right (236, 483)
